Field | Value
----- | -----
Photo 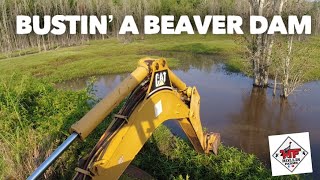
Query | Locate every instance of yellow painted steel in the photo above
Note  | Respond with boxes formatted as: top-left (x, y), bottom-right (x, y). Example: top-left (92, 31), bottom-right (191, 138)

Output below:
top-left (70, 58), bottom-right (150, 139)
top-left (70, 58), bottom-right (220, 179)
top-left (178, 87), bottom-right (205, 153)
top-left (91, 90), bottom-right (207, 179)
top-left (168, 69), bottom-right (187, 91)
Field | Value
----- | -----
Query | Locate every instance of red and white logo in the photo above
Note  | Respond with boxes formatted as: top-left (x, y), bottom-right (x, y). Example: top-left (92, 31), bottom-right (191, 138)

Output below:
top-left (272, 136), bottom-right (308, 172)
top-left (269, 132), bottom-right (313, 176)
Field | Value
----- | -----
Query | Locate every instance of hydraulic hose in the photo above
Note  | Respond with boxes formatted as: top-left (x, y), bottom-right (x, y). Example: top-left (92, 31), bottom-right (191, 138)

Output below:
top-left (74, 79), bottom-right (150, 180)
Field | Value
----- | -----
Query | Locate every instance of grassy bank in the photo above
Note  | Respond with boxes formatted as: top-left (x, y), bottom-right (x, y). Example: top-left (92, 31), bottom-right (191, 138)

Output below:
top-left (1, 35), bottom-right (320, 83)
top-left (0, 34), bottom-right (244, 83)
top-left (0, 75), bottom-right (93, 179)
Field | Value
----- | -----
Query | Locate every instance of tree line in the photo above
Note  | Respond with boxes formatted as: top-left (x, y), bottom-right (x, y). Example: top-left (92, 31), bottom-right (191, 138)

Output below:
top-left (0, 0), bottom-right (319, 56)
top-left (0, 0), bottom-right (224, 55)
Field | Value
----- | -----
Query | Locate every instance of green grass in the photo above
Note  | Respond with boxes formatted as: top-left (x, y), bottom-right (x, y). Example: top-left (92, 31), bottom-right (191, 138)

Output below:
top-left (0, 35), bottom-right (244, 83)
top-left (300, 36), bottom-right (320, 81)
top-left (0, 74), bottom-right (93, 179)
top-left (0, 74), bottom-right (126, 179)
top-left (134, 126), bottom-right (299, 180)
top-left (1, 34), bottom-right (320, 82)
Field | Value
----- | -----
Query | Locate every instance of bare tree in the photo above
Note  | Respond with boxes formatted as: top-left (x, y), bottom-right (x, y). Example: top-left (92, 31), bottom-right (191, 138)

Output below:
top-left (270, 35), bottom-right (314, 98)
top-left (244, 0), bottom-right (287, 88)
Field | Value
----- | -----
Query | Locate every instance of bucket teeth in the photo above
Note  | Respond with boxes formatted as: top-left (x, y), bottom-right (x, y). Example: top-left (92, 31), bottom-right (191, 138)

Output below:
top-left (205, 133), bottom-right (221, 155)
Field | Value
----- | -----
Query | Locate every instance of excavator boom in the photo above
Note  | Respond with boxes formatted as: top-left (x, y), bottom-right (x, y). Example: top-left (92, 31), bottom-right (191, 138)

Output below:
top-left (28, 58), bottom-right (220, 180)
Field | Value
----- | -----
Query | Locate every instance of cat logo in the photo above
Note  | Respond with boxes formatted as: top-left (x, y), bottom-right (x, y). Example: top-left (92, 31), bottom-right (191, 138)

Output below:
top-left (155, 71), bottom-right (167, 87)
top-left (148, 69), bottom-right (172, 97)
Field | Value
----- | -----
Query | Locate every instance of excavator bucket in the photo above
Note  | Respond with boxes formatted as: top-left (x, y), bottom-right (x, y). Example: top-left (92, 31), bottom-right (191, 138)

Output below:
top-left (205, 133), bottom-right (221, 155)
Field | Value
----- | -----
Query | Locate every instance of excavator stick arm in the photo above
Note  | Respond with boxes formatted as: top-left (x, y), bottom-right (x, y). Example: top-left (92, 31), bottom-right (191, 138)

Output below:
top-left (27, 58), bottom-right (220, 180)
top-left (73, 59), bottom-right (220, 179)
top-left (90, 90), bottom-right (190, 179)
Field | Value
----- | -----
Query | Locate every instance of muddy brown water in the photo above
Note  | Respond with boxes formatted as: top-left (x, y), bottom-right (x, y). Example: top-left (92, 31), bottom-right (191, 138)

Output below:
top-left (56, 52), bottom-right (320, 176)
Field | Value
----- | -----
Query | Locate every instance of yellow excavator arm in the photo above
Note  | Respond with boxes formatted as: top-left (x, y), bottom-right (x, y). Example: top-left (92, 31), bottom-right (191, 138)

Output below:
top-left (27, 58), bottom-right (220, 180)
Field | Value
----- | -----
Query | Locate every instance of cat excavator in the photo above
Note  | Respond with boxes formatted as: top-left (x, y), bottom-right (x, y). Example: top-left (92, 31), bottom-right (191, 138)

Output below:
top-left (27, 58), bottom-right (220, 180)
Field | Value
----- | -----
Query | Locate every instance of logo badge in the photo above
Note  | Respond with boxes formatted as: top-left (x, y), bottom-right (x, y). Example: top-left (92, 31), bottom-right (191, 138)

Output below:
top-left (268, 132), bottom-right (313, 176)
top-left (272, 136), bottom-right (307, 172)
top-left (148, 70), bottom-right (172, 97)
top-left (155, 71), bottom-right (167, 87)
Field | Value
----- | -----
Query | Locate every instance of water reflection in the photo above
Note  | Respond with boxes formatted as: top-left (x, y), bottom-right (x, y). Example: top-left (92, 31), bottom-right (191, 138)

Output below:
top-left (225, 88), bottom-right (300, 164)
top-left (56, 53), bottom-right (320, 176)
top-left (56, 74), bottom-right (129, 98)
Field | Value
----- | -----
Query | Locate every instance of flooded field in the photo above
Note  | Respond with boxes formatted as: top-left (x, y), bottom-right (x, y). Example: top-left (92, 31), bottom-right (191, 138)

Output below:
top-left (56, 53), bottom-right (320, 176)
